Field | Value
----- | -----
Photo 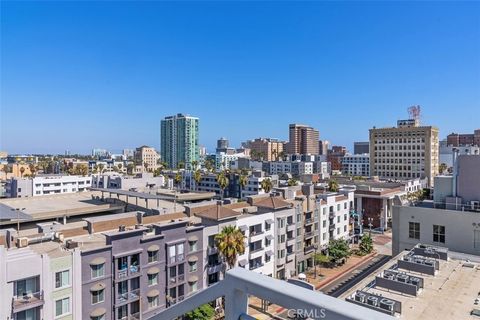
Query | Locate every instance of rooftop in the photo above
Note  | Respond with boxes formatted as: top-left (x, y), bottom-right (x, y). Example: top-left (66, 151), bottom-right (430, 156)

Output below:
top-left (340, 246), bottom-right (480, 320)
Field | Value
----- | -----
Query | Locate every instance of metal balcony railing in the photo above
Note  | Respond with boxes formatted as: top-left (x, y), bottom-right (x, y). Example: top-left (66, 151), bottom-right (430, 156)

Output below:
top-left (207, 247), bottom-right (218, 255)
top-left (12, 290), bottom-right (44, 313)
top-left (249, 262), bottom-right (264, 270)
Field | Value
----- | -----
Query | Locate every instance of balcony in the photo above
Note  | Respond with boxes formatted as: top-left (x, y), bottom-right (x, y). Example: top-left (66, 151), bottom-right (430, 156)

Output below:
top-left (304, 217), bottom-right (314, 225)
top-left (286, 224), bottom-right (296, 232)
top-left (329, 224), bottom-right (336, 231)
top-left (249, 262), bottom-right (264, 271)
top-left (286, 238), bottom-right (296, 247)
top-left (286, 251), bottom-right (295, 262)
top-left (304, 245), bottom-right (315, 254)
top-left (249, 230), bottom-right (264, 242)
top-left (116, 289), bottom-right (140, 304)
top-left (304, 231), bottom-right (314, 239)
top-left (117, 265), bottom-right (140, 280)
top-left (207, 246), bottom-right (218, 255)
top-left (129, 312), bottom-right (141, 320)
top-left (12, 291), bottom-right (44, 313)
top-left (249, 247), bottom-right (264, 259)
top-left (207, 262), bottom-right (223, 275)
top-left (329, 211), bottom-right (335, 219)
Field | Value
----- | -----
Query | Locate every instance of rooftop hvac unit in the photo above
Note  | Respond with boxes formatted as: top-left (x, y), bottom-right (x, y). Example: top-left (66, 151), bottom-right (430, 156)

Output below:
top-left (55, 232), bottom-right (64, 242)
top-left (355, 292), bottom-right (366, 303)
top-left (397, 274), bottom-right (408, 283)
top-left (367, 296), bottom-right (379, 307)
top-left (65, 240), bottom-right (78, 249)
top-left (118, 225), bottom-right (126, 232)
top-left (410, 277), bottom-right (421, 287)
top-left (424, 260), bottom-right (434, 267)
top-left (17, 237), bottom-right (29, 248)
top-left (379, 298), bottom-right (395, 311)
top-left (472, 201), bottom-right (479, 210)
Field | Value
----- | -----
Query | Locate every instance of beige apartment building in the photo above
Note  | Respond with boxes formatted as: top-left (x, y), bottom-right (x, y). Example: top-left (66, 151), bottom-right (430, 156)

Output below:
top-left (286, 124), bottom-right (319, 155)
top-left (369, 119), bottom-right (439, 187)
top-left (134, 145), bottom-right (160, 172)
top-left (245, 138), bottom-right (285, 161)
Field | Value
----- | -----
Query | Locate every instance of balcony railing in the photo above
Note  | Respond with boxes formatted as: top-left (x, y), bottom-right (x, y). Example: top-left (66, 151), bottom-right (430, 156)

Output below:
top-left (129, 312), bottom-right (141, 320)
top-left (116, 289), bottom-right (140, 304)
top-left (329, 211), bottom-right (335, 219)
top-left (304, 231), bottom-right (314, 239)
top-left (304, 245), bottom-right (315, 253)
top-left (329, 224), bottom-right (336, 231)
top-left (249, 230), bottom-right (264, 237)
top-left (249, 246), bottom-right (264, 254)
top-left (12, 291), bottom-right (44, 313)
top-left (207, 262), bottom-right (223, 275)
top-left (249, 262), bottom-right (264, 270)
top-left (117, 265), bottom-right (140, 279)
top-left (304, 218), bottom-right (314, 225)
top-left (207, 246), bottom-right (218, 255)
top-left (286, 224), bottom-right (296, 232)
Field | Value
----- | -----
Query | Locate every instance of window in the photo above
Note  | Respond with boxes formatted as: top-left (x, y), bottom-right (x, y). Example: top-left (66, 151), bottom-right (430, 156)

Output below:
top-left (189, 261), bottom-right (197, 272)
top-left (55, 270), bottom-right (70, 289)
top-left (433, 225), bottom-right (445, 243)
top-left (148, 273), bottom-right (158, 286)
top-left (91, 315), bottom-right (105, 320)
top-left (409, 222), bottom-right (420, 240)
top-left (322, 220), bottom-right (326, 228)
top-left (117, 305), bottom-right (128, 319)
top-left (55, 297), bottom-right (70, 317)
top-left (16, 309), bottom-right (38, 320)
top-left (344, 225), bottom-right (347, 232)
top-left (189, 241), bottom-right (197, 252)
top-left (148, 295), bottom-right (159, 309)
top-left (344, 214), bottom-right (347, 221)
top-left (91, 264), bottom-right (105, 279)
top-left (15, 277), bottom-right (38, 296)
top-left (148, 251), bottom-right (158, 263)
top-left (337, 204), bottom-right (340, 211)
top-left (91, 289), bottom-right (104, 304)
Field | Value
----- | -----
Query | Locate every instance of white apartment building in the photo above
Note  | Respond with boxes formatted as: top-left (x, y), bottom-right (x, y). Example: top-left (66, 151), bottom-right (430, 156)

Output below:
top-left (264, 161), bottom-right (313, 177)
top-left (341, 154), bottom-right (370, 177)
top-left (6, 175), bottom-right (91, 198)
top-left (439, 140), bottom-right (480, 169)
top-left (291, 161), bottom-right (313, 176)
top-left (215, 151), bottom-right (249, 171)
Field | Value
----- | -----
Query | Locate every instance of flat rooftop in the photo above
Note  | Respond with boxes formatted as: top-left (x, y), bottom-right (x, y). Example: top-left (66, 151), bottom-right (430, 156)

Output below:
top-left (340, 249), bottom-right (480, 320)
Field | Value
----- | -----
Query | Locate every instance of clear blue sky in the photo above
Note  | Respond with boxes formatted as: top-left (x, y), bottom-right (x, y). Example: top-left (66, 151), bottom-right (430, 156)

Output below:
top-left (1, 1), bottom-right (479, 155)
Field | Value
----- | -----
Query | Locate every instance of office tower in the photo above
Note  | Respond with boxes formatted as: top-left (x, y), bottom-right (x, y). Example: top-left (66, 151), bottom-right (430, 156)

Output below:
top-left (319, 140), bottom-right (329, 155)
top-left (353, 142), bottom-right (369, 154)
top-left (286, 124), bottom-right (319, 155)
top-left (161, 114), bottom-right (199, 169)
top-left (369, 118), bottom-right (439, 186)
top-left (134, 146), bottom-right (160, 171)
top-left (216, 138), bottom-right (229, 151)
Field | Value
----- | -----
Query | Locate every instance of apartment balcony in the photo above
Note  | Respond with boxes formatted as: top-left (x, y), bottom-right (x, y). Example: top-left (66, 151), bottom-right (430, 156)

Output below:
top-left (129, 312), bottom-right (141, 320)
top-left (249, 247), bottom-right (264, 259)
top-left (304, 245), bottom-right (315, 254)
top-left (286, 238), bottom-right (296, 247)
top-left (249, 262), bottom-right (264, 271)
top-left (169, 274), bottom-right (186, 285)
top-left (12, 291), bottom-right (44, 313)
top-left (329, 211), bottom-right (335, 219)
top-left (116, 265), bottom-right (140, 280)
top-left (249, 230), bottom-right (264, 242)
top-left (286, 224), bottom-right (296, 232)
top-left (304, 231), bottom-right (314, 239)
top-left (207, 262), bottom-right (224, 275)
top-left (329, 224), bottom-right (336, 231)
top-left (286, 251), bottom-right (295, 262)
top-left (116, 289), bottom-right (140, 304)
top-left (304, 217), bottom-right (314, 226)
top-left (207, 246), bottom-right (218, 255)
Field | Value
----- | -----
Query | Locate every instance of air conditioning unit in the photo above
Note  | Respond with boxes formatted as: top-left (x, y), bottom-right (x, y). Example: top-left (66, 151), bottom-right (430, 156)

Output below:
top-left (471, 201), bottom-right (479, 211)
top-left (354, 292), bottom-right (366, 303)
top-left (55, 232), bottom-right (64, 242)
top-left (379, 298), bottom-right (395, 311)
top-left (17, 237), bottom-right (29, 248)
top-left (367, 296), bottom-right (378, 307)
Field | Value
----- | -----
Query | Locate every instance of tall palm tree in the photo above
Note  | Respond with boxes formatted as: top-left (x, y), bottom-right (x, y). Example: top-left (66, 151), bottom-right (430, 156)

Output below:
top-left (260, 178), bottom-right (273, 193)
top-left (2, 164), bottom-right (11, 178)
top-left (238, 173), bottom-right (248, 198)
top-left (177, 162), bottom-right (185, 170)
top-left (193, 169), bottom-right (202, 191)
top-left (272, 149), bottom-right (278, 161)
top-left (143, 162), bottom-right (149, 172)
top-left (216, 172), bottom-right (229, 200)
top-left (118, 163), bottom-right (123, 171)
top-left (98, 164), bottom-right (105, 174)
top-left (191, 160), bottom-right (198, 170)
top-left (28, 164), bottom-right (37, 177)
top-left (19, 167), bottom-right (25, 178)
top-left (174, 171), bottom-right (182, 189)
top-left (127, 163), bottom-right (135, 175)
top-left (287, 178), bottom-right (298, 186)
top-left (215, 225), bottom-right (246, 269)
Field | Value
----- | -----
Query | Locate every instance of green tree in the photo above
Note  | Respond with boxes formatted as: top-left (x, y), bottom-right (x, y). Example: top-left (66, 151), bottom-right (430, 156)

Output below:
top-left (19, 166), bottom-right (25, 177)
top-left (117, 163), bottom-right (123, 171)
top-left (238, 173), bottom-right (248, 195)
top-left (204, 159), bottom-right (214, 172)
top-left (177, 161), bottom-right (185, 170)
top-left (174, 171), bottom-right (183, 188)
top-left (327, 239), bottom-right (350, 264)
top-left (215, 225), bottom-right (246, 269)
top-left (328, 179), bottom-right (339, 192)
top-left (439, 163), bottom-right (448, 174)
top-left (127, 163), bottom-right (135, 175)
top-left (359, 233), bottom-right (374, 255)
top-left (2, 164), bottom-right (11, 177)
top-left (260, 178), bottom-right (273, 193)
top-left (216, 172), bottom-right (229, 200)
top-left (191, 160), bottom-right (198, 170)
top-left (184, 303), bottom-right (215, 320)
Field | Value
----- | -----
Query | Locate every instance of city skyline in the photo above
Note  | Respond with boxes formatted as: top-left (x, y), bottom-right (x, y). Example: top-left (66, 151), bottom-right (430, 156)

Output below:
top-left (1, 1), bottom-right (480, 154)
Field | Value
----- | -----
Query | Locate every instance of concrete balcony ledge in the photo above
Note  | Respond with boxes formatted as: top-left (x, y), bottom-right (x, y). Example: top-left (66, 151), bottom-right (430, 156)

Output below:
top-left (12, 291), bottom-right (44, 313)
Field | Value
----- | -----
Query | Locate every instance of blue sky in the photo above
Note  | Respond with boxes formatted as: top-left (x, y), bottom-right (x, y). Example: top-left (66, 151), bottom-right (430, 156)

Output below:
top-left (1, 1), bottom-right (479, 155)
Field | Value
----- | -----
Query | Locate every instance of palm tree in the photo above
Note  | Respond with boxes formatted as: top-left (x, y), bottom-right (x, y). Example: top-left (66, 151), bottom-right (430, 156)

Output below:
top-left (177, 162), bottom-right (185, 170)
top-left (271, 149), bottom-right (278, 161)
top-left (191, 160), bottom-right (198, 170)
top-left (238, 173), bottom-right (248, 198)
top-left (174, 171), bottom-right (183, 189)
top-left (215, 225), bottom-right (246, 269)
top-left (287, 178), bottom-right (298, 186)
top-left (216, 172), bottom-right (229, 200)
top-left (439, 163), bottom-right (447, 174)
top-left (118, 163), bottom-right (123, 172)
top-left (19, 167), bottom-right (25, 178)
top-left (28, 164), bottom-right (37, 177)
top-left (2, 164), bottom-right (11, 178)
top-left (260, 178), bottom-right (273, 193)
top-left (127, 163), bottom-right (135, 175)
top-left (328, 179), bottom-right (339, 192)
top-left (98, 164), bottom-right (105, 174)
top-left (193, 169), bottom-right (202, 191)
top-left (143, 162), bottom-right (149, 172)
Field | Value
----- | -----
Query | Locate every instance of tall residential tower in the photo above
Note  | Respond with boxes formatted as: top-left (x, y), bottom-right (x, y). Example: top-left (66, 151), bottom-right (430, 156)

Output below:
top-left (161, 114), bottom-right (199, 169)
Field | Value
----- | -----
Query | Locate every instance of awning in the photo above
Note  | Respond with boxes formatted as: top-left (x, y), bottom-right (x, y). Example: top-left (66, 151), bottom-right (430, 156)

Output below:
top-left (188, 275), bottom-right (198, 283)
top-left (188, 235), bottom-right (198, 242)
top-left (147, 289), bottom-right (160, 298)
top-left (89, 257), bottom-right (106, 266)
top-left (238, 259), bottom-right (247, 267)
top-left (266, 235), bottom-right (274, 240)
top-left (147, 267), bottom-right (160, 275)
top-left (90, 308), bottom-right (106, 317)
top-left (265, 250), bottom-right (274, 257)
top-left (147, 244), bottom-right (159, 252)
top-left (188, 255), bottom-right (198, 262)
top-left (265, 219), bottom-right (274, 224)
top-left (90, 282), bottom-right (105, 292)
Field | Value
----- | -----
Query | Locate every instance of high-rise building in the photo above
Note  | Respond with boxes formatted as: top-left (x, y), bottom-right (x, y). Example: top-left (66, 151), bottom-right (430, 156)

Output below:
top-left (446, 129), bottom-right (480, 147)
top-left (327, 146), bottom-right (347, 171)
top-left (216, 137), bottom-right (229, 151)
top-left (286, 124), bottom-right (319, 155)
top-left (161, 114), bottom-right (199, 169)
top-left (369, 118), bottom-right (439, 186)
top-left (244, 138), bottom-right (285, 161)
top-left (353, 142), bottom-right (369, 154)
top-left (318, 140), bottom-right (329, 155)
